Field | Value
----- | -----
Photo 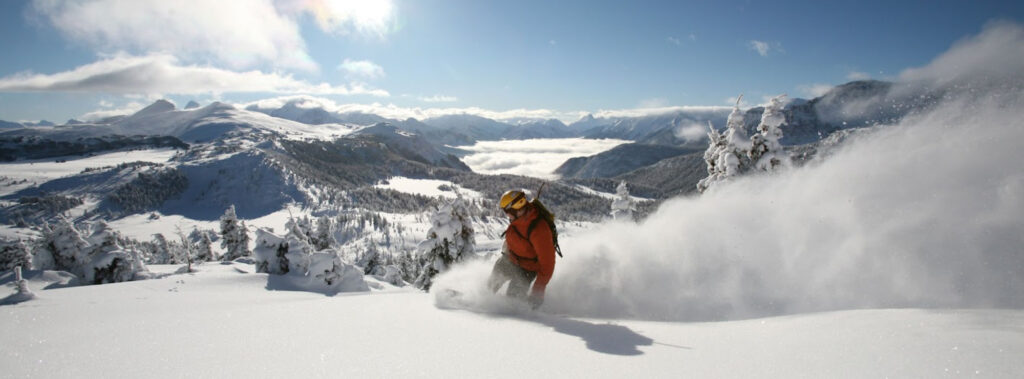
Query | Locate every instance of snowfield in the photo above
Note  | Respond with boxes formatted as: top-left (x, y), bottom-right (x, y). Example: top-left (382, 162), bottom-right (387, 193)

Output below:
top-left (0, 148), bottom-right (180, 198)
top-left (2, 263), bottom-right (1022, 378)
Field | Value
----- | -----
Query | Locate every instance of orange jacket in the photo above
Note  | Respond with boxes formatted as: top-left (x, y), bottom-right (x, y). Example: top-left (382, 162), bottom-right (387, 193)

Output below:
top-left (504, 207), bottom-right (556, 294)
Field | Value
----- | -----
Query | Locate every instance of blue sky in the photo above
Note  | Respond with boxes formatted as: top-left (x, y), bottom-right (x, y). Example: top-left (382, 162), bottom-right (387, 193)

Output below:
top-left (1, 0), bottom-right (1022, 123)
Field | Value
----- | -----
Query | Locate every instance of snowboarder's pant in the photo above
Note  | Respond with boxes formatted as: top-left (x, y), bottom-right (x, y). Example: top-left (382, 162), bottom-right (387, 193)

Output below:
top-left (488, 254), bottom-right (537, 299)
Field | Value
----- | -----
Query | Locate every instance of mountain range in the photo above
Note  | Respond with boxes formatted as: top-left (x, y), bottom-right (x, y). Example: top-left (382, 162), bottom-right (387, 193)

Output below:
top-left (0, 79), bottom-right (935, 225)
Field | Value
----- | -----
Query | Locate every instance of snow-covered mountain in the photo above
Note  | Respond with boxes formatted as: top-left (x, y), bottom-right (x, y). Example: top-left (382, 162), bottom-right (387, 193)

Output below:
top-left (555, 143), bottom-right (701, 179)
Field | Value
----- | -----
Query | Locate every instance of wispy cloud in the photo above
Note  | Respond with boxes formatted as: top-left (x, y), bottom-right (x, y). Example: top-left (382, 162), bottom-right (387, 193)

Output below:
top-left (748, 40), bottom-right (782, 57)
top-left (28, 0), bottom-right (397, 71)
top-left (338, 59), bottom-right (385, 80)
top-left (0, 54), bottom-right (390, 97)
top-left (667, 37), bottom-right (682, 46)
top-left (419, 95), bottom-right (458, 103)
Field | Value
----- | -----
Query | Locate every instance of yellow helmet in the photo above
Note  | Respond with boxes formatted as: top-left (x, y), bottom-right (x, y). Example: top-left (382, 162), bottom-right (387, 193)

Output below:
top-left (499, 189), bottom-right (528, 211)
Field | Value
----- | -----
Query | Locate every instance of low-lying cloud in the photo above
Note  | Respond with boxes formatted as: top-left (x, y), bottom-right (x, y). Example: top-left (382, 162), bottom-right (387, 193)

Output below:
top-left (457, 138), bottom-right (630, 179)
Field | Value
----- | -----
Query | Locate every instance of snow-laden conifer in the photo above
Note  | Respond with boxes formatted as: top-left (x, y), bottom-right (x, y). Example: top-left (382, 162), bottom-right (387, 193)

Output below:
top-left (610, 181), bottom-right (636, 220)
top-left (1, 239), bottom-right (30, 271)
top-left (698, 96), bottom-right (752, 192)
top-left (219, 205), bottom-right (251, 261)
top-left (195, 230), bottom-right (215, 262)
top-left (750, 94), bottom-right (790, 172)
top-left (413, 195), bottom-right (475, 290)
top-left (312, 215), bottom-right (336, 251)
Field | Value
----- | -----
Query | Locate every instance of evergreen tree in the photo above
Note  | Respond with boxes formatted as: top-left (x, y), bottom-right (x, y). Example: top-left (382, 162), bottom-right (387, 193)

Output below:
top-left (698, 94), bottom-right (789, 192)
top-left (313, 215), bottom-right (337, 251)
top-left (194, 229), bottom-right (215, 262)
top-left (610, 181), bottom-right (636, 220)
top-left (220, 205), bottom-right (251, 261)
top-left (48, 216), bottom-right (89, 273)
top-left (413, 195), bottom-right (475, 290)
top-left (151, 233), bottom-right (172, 264)
top-left (750, 94), bottom-right (790, 172)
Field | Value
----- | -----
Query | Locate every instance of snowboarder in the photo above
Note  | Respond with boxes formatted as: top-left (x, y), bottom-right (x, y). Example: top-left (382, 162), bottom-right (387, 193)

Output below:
top-left (487, 189), bottom-right (556, 309)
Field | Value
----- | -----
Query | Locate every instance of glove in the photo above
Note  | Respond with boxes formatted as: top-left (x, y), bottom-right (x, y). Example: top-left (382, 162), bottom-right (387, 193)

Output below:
top-left (527, 291), bottom-right (544, 310)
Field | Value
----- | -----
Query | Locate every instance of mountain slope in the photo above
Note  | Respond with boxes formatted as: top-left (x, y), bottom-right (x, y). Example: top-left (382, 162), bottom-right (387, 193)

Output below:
top-left (554, 143), bottom-right (700, 179)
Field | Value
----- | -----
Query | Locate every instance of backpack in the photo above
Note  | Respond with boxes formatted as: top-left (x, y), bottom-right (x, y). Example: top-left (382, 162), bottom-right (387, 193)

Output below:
top-left (527, 198), bottom-right (563, 258)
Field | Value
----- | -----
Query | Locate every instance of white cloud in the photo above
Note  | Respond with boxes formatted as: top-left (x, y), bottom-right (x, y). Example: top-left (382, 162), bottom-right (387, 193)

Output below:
top-left (338, 59), bottom-right (386, 80)
top-left (674, 121), bottom-right (710, 141)
top-left (457, 138), bottom-right (630, 179)
top-left (0, 54), bottom-right (390, 97)
top-left (239, 95), bottom-right (731, 125)
top-left (749, 40), bottom-right (771, 56)
top-left (667, 37), bottom-right (682, 46)
top-left (79, 102), bottom-right (147, 121)
top-left (30, 0), bottom-right (315, 71)
top-left (297, 0), bottom-right (395, 38)
top-left (797, 83), bottom-right (834, 98)
top-left (419, 95), bottom-right (458, 103)
top-left (749, 40), bottom-right (784, 57)
top-left (29, 0), bottom-right (397, 71)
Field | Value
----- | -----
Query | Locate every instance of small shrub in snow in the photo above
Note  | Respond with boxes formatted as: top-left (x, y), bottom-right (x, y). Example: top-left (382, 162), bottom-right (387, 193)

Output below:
top-left (85, 250), bottom-right (141, 284)
top-left (0, 239), bottom-right (31, 271)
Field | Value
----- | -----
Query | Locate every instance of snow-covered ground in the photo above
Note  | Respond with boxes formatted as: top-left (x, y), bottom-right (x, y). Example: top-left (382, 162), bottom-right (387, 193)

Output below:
top-left (1, 262), bottom-right (1021, 378)
top-left (0, 148), bottom-right (180, 197)
top-left (374, 177), bottom-right (484, 200)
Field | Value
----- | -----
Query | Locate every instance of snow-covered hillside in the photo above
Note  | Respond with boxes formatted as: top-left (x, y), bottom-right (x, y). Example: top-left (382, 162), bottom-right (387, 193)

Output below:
top-left (2, 263), bottom-right (1021, 378)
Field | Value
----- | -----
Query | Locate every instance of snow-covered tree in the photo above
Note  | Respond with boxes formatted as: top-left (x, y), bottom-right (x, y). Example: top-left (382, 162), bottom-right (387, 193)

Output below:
top-left (312, 215), bottom-right (336, 251)
top-left (151, 233), bottom-right (172, 264)
top-left (194, 229), bottom-right (215, 262)
top-left (306, 251), bottom-right (368, 293)
top-left (750, 94), bottom-right (790, 172)
top-left (0, 239), bottom-right (31, 271)
top-left (610, 181), bottom-right (636, 220)
top-left (220, 205), bottom-right (251, 261)
top-left (698, 96), bottom-right (753, 192)
top-left (86, 221), bottom-right (123, 259)
top-left (252, 225), bottom-right (313, 275)
top-left (413, 195), bottom-right (475, 290)
top-left (38, 216), bottom-right (89, 273)
top-left (698, 94), bottom-right (789, 192)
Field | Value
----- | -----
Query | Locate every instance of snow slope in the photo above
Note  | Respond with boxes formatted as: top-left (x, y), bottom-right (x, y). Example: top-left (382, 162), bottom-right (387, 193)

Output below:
top-left (1, 263), bottom-right (1020, 378)
top-left (0, 148), bottom-right (179, 197)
